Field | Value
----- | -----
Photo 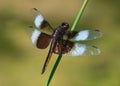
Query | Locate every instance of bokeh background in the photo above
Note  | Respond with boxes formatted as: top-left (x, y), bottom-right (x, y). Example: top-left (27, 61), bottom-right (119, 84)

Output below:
top-left (0, 0), bottom-right (120, 86)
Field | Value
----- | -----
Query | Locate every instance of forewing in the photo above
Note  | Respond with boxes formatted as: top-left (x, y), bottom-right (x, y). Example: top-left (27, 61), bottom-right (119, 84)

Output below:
top-left (26, 26), bottom-right (51, 49)
top-left (64, 30), bottom-right (102, 41)
top-left (31, 8), bottom-right (53, 35)
top-left (31, 8), bottom-right (44, 28)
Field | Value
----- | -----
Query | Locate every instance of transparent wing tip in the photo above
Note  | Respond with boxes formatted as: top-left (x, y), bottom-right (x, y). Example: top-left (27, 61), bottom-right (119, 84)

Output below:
top-left (31, 8), bottom-right (39, 13)
top-left (32, 8), bottom-right (38, 11)
top-left (26, 26), bottom-right (34, 37)
top-left (94, 29), bottom-right (100, 32)
top-left (91, 29), bottom-right (103, 39)
top-left (91, 45), bottom-right (101, 55)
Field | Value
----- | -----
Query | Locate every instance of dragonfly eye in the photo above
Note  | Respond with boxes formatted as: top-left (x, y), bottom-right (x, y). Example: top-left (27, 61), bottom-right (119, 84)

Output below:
top-left (61, 22), bottom-right (69, 30)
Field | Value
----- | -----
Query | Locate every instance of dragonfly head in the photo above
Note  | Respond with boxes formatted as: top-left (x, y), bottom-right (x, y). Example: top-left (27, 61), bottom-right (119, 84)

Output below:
top-left (61, 22), bottom-right (69, 30)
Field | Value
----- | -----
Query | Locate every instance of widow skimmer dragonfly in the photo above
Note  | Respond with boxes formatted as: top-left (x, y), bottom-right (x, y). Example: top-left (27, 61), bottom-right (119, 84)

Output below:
top-left (27, 8), bottom-right (102, 74)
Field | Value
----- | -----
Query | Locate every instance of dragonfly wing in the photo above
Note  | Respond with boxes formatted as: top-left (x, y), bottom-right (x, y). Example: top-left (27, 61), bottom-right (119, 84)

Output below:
top-left (64, 30), bottom-right (102, 41)
top-left (31, 8), bottom-right (53, 35)
top-left (53, 40), bottom-right (100, 56)
top-left (31, 8), bottom-right (44, 28)
top-left (26, 26), bottom-right (51, 49)
top-left (65, 43), bottom-right (101, 56)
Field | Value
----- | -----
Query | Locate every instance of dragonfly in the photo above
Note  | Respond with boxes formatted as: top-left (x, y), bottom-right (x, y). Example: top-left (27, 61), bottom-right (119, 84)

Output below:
top-left (26, 8), bottom-right (102, 74)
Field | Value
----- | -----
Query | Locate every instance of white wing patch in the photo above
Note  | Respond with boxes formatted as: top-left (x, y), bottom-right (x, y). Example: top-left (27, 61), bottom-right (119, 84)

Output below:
top-left (73, 30), bottom-right (89, 41)
top-left (66, 43), bottom-right (101, 56)
top-left (31, 29), bottom-right (41, 44)
top-left (76, 30), bottom-right (89, 40)
top-left (67, 43), bottom-right (87, 56)
top-left (69, 30), bottom-right (102, 41)
top-left (34, 14), bottom-right (44, 28)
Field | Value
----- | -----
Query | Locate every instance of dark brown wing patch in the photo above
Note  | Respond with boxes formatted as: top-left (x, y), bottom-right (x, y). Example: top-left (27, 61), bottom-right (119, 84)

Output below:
top-left (40, 20), bottom-right (53, 35)
top-left (53, 40), bottom-right (74, 54)
top-left (37, 33), bottom-right (51, 49)
top-left (65, 31), bottom-right (78, 38)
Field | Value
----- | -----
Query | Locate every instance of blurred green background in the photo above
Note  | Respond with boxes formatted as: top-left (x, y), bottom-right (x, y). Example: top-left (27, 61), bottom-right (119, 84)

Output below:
top-left (0, 0), bottom-right (120, 86)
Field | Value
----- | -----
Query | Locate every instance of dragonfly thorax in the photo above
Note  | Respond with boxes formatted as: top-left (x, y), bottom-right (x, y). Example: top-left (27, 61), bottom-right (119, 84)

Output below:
top-left (56, 22), bottom-right (69, 35)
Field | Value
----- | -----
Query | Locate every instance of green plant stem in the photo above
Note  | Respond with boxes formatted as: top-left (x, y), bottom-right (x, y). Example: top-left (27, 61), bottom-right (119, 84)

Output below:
top-left (45, 54), bottom-right (62, 86)
top-left (71, 0), bottom-right (88, 31)
top-left (45, 0), bottom-right (88, 86)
